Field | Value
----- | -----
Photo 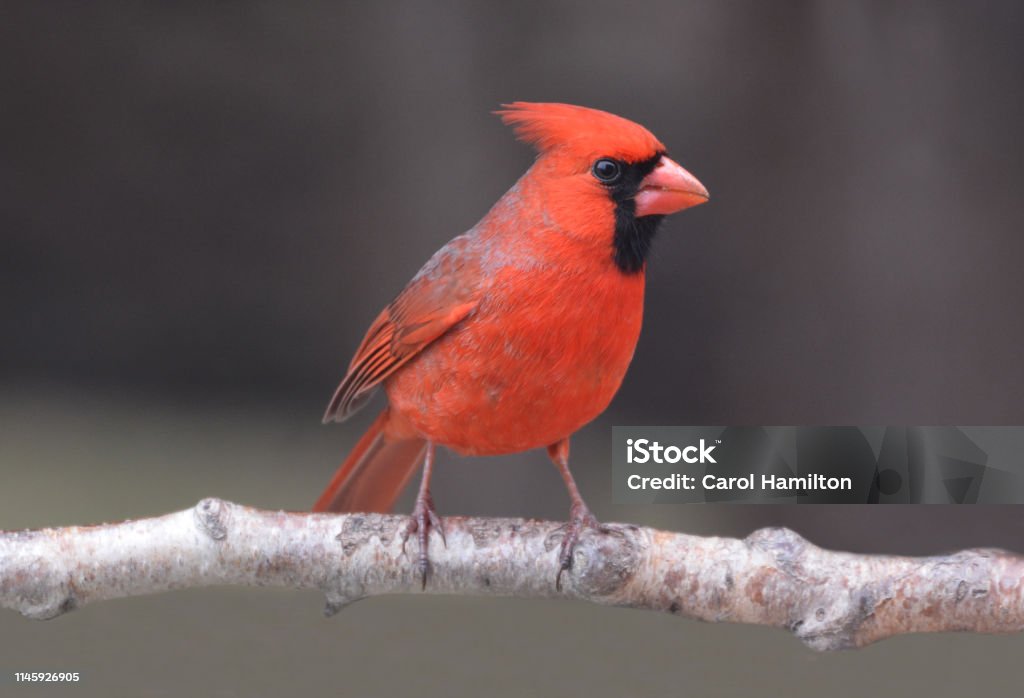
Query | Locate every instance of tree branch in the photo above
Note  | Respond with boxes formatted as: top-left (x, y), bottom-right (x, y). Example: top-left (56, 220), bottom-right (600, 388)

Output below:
top-left (2, 498), bottom-right (1023, 650)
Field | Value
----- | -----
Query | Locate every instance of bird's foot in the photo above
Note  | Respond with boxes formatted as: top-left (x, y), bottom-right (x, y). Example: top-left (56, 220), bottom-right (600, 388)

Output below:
top-left (401, 491), bottom-right (446, 589)
top-left (556, 503), bottom-right (603, 591)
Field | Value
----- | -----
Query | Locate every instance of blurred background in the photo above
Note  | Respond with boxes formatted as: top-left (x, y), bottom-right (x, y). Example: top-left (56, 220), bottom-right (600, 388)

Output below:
top-left (3, 1), bottom-right (1024, 695)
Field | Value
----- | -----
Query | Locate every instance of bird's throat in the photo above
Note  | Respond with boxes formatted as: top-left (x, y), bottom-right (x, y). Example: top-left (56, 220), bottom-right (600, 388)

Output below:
top-left (613, 205), bottom-right (664, 274)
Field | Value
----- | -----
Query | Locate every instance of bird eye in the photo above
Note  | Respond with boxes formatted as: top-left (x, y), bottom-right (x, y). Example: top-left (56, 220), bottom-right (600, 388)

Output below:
top-left (591, 158), bottom-right (622, 183)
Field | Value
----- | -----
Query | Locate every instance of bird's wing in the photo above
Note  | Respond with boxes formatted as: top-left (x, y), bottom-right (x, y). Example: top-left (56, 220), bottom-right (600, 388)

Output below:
top-left (323, 238), bottom-right (481, 422)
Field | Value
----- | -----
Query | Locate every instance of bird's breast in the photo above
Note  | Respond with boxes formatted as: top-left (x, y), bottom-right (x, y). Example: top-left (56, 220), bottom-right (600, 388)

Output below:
top-left (386, 250), bottom-right (646, 455)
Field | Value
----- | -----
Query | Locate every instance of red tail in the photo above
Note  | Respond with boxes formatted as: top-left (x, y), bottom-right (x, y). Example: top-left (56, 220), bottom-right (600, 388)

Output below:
top-left (313, 409), bottom-right (427, 513)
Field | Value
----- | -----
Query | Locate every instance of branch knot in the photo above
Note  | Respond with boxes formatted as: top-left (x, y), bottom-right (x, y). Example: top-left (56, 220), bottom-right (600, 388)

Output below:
top-left (563, 524), bottom-right (642, 599)
top-left (193, 498), bottom-right (229, 541)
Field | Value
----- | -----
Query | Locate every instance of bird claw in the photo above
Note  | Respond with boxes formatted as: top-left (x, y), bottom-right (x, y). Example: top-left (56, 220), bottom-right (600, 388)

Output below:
top-left (401, 492), bottom-right (445, 589)
top-left (555, 504), bottom-right (602, 591)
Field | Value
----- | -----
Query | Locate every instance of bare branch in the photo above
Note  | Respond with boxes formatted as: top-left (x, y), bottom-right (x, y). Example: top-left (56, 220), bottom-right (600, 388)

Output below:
top-left (2, 498), bottom-right (1023, 650)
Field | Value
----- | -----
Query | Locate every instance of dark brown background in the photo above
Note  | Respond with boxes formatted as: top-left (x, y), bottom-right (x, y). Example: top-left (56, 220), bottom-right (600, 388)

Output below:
top-left (2, 2), bottom-right (1023, 696)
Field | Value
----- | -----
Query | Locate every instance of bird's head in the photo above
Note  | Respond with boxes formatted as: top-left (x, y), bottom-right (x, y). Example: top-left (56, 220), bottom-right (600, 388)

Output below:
top-left (496, 102), bottom-right (708, 273)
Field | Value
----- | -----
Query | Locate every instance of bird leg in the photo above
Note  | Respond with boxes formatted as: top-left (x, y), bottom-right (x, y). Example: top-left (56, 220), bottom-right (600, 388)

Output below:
top-left (548, 438), bottom-right (603, 591)
top-left (401, 441), bottom-right (445, 589)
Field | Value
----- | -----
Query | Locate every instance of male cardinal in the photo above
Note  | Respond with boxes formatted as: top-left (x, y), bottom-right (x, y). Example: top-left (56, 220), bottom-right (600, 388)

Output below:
top-left (316, 102), bottom-right (708, 586)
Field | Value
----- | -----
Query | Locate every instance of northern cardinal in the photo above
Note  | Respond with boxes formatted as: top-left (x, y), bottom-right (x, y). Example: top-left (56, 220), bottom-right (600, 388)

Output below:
top-left (316, 102), bottom-right (708, 586)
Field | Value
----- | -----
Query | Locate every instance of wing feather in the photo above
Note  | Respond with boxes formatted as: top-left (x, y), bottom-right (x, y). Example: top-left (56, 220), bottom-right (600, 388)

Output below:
top-left (323, 239), bottom-right (480, 423)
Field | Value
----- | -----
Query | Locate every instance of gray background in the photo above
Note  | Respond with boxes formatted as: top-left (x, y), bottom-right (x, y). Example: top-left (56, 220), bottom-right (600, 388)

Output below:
top-left (3, 1), bottom-right (1024, 696)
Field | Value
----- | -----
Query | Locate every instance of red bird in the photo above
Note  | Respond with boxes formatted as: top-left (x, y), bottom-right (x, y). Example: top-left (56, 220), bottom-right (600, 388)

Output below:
top-left (316, 102), bottom-right (708, 585)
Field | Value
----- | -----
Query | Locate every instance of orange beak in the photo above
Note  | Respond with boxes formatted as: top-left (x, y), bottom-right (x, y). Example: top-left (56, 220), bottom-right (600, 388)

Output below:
top-left (634, 156), bottom-right (709, 217)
